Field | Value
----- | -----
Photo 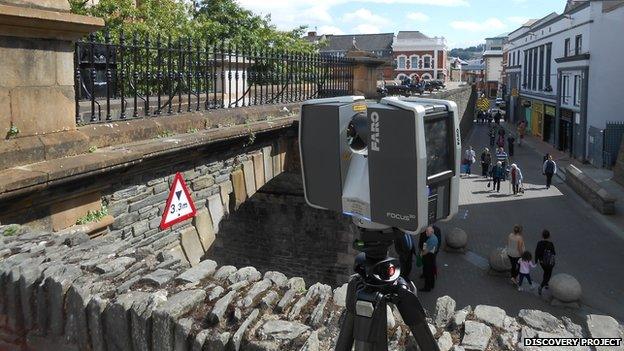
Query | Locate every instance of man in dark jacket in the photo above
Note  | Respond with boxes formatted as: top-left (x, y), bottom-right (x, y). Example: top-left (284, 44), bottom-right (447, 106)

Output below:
top-left (535, 230), bottom-right (556, 295)
top-left (507, 134), bottom-right (516, 156)
top-left (542, 155), bottom-right (557, 189)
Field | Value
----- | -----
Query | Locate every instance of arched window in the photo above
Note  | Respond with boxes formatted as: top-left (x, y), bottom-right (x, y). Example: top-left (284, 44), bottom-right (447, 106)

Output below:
top-left (397, 73), bottom-right (407, 81)
top-left (422, 73), bottom-right (432, 80)
top-left (397, 55), bottom-right (407, 69)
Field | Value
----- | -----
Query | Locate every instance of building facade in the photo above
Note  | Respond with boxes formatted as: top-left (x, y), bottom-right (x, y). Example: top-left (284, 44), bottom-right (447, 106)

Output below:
top-left (504, 0), bottom-right (624, 164)
top-left (482, 35), bottom-right (506, 98)
top-left (392, 31), bottom-right (448, 81)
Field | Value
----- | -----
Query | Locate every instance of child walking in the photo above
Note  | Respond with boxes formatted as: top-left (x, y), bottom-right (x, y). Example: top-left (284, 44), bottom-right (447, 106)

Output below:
top-left (518, 251), bottom-right (536, 291)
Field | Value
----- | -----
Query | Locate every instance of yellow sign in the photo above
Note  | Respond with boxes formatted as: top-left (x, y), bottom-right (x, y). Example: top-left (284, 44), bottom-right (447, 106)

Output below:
top-left (545, 105), bottom-right (556, 116)
top-left (353, 104), bottom-right (367, 113)
top-left (532, 100), bottom-right (544, 114)
top-left (511, 88), bottom-right (519, 97)
top-left (476, 97), bottom-right (490, 111)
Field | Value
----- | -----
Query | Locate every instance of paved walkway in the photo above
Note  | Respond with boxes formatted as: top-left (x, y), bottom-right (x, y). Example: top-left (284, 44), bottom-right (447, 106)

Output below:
top-left (500, 120), bottom-right (624, 238)
top-left (412, 122), bottom-right (624, 325)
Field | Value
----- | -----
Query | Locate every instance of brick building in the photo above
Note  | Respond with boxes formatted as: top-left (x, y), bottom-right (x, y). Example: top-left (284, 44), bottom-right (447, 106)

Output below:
top-left (391, 31), bottom-right (448, 82)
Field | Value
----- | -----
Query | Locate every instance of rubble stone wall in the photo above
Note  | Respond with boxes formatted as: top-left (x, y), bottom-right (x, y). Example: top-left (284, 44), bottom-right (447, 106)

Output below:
top-left (1, 224), bottom-right (622, 351)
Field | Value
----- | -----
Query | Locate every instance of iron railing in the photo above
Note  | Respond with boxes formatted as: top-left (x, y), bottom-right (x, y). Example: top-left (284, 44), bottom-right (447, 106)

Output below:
top-left (74, 32), bottom-right (355, 124)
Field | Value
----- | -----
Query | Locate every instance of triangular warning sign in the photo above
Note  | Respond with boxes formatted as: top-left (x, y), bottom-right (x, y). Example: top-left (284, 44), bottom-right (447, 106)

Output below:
top-left (160, 172), bottom-right (197, 230)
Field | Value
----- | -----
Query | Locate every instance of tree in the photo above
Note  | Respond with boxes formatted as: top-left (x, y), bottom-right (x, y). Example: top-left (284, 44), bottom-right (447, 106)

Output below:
top-left (70, 0), bottom-right (316, 53)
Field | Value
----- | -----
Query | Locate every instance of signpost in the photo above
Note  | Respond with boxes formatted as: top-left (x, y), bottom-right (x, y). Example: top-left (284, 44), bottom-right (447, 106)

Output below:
top-left (159, 172), bottom-right (197, 230)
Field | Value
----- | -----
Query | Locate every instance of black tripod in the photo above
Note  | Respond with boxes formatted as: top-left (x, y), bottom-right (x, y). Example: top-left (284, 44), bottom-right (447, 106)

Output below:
top-left (335, 228), bottom-right (440, 351)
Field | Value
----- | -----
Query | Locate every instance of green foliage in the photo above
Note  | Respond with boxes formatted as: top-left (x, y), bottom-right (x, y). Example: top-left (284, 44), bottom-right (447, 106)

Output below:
top-left (2, 224), bottom-right (21, 237)
top-left (76, 206), bottom-right (108, 225)
top-left (71, 0), bottom-right (316, 54)
top-left (157, 130), bottom-right (176, 138)
top-left (449, 44), bottom-right (485, 61)
top-left (187, 128), bottom-right (199, 134)
top-left (88, 145), bottom-right (98, 153)
top-left (5, 124), bottom-right (19, 139)
top-left (243, 127), bottom-right (256, 147)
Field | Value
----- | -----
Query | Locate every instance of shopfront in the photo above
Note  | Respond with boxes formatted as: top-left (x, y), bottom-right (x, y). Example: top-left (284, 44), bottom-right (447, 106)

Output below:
top-left (559, 108), bottom-right (573, 153)
top-left (531, 100), bottom-right (544, 139)
top-left (543, 105), bottom-right (556, 144)
top-left (519, 98), bottom-right (532, 131)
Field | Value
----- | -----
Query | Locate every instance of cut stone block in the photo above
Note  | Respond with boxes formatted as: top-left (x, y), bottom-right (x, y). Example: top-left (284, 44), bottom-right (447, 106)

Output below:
top-left (251, 152), bottom-right (265, 190)
top-left (206, 194), bottom-right (225, 233)
top-left (262, 146), bottom-right (273, 183)
top-left (230, 169), bottom-right (247, 208)
top-left (192, 208), bottom-right (215, 252)
top-left (180, 226), bottom-right (204, 267)
top-left (242, 160), bottom-right (256, 198)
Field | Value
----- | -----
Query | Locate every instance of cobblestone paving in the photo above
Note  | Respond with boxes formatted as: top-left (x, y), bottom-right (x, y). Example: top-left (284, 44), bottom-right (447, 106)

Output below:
top-left (413, 123), bottom-right (624, 324)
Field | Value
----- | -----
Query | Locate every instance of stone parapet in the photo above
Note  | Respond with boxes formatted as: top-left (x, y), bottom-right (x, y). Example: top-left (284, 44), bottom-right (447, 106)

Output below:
top-left (565, 164), bottom-right (617, 214)
top-left (0, 231), bottom-right (621, 351)
top-left (0, 2), bottom-right (103, 137)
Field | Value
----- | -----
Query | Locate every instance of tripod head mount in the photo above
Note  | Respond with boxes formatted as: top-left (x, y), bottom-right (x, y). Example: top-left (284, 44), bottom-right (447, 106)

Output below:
top-left (352, 225), bottom-right (405, 288)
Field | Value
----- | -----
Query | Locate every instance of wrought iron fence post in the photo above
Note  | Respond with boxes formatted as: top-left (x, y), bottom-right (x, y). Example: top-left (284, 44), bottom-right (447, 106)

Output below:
top-left (156, 34), bottom-right (162, 115)
top-left (187, 39), bottom-right (192, 113)
top-left (74, 41), bottom-right (81, 124)
top-left (220, 39), bottom-right (225, 109)
top-left (119, 31), bottom-right (126, 119)
top-left (144, 34), bottom-right (151, 116)
top-left (89, 33), bottom-right (97, 122)
top-left (132, 32), bottom-right (139, 118)
top-left (167, 36), bottom-right (173, 115)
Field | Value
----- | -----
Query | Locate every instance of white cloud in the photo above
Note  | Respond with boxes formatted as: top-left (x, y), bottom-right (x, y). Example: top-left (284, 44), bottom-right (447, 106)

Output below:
top-left (353, 24), bottom-right (383, 34)
top-left (317, 25), bottom-right (345, 35)
top-left (407, 12), bottom-right (429, 22)
top-left (450, 18), bottom-right (506, 32)
top-left (342, 8), bottom-right (390, 26)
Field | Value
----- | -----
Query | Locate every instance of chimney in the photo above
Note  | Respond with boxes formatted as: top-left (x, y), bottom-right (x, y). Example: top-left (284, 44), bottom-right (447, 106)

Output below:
top-left (308, 31), bottom-right (317, 37)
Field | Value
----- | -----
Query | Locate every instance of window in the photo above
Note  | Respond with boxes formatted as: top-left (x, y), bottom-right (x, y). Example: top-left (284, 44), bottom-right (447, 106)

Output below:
top-left (523, 50), bottom-right (528, 88)
top-left (562, 75), bottom-right (570, 104)
top-left (574, 75), bottom-right (581, 106)
top-left (545, 44), bottom-right (552, 89)
top-left (532, 49), bottom-right (538, 90)
top-left (575, 35), bottom-right (582, 55)
top-left (423, 56), bottom-right (432, 69)
top-left (564, 38), bottom-right (570, 57)
top-left (422, 73), bottom-right (432, 80)
top-left (410, 55), bottom-right (419, 70)
top-left (539, 46), bottom-right (544, 90)
top-left (397, 73), bottom-right (406, 81)
top-left (397, 56), bottom-right (406, 69)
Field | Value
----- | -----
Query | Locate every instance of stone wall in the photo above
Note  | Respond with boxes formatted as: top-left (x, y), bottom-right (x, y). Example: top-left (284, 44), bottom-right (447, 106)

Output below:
top-left (208, 172), bottom-right (355, 286)
top-left (565, 164), bottom-right (617, 214)
top-left (1, 224), bottom-right (622, 350)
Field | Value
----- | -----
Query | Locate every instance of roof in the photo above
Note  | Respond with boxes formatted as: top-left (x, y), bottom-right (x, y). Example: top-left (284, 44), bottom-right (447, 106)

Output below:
top-left (396, 31), bottom-right (431, 40)
top-left (486, 33), bottom-right (509, 40)
top-left (320, 33), bottom-right (394, 53)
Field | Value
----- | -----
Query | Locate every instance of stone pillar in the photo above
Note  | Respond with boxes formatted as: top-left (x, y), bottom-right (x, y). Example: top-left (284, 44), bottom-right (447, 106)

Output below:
top-left (215, 57), bottom-right (254, 108)
top-left (346, 50), bottom-right (385, 99)
top-left (0, 0), bottom-right (103, 137)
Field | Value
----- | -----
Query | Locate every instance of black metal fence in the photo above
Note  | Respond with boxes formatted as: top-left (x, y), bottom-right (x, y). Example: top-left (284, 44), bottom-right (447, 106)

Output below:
top-left (74, 32), bottom-right (355, 124)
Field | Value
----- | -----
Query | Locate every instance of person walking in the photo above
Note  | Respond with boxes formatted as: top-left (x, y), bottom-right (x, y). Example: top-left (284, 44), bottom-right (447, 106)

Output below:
top-left (510, 163), bottom-right (523, 195)
top-left (507, 225), bottom-right (525, 285)
top-left (464, 146), bottom-right (476, 176)
top-left (535, 230), bottom-right (556, 295)
top-left (495, 110), bottom-right (502, 124)
top-left (394, 231), bottom-right (415, 281)
top-left (542, 155), bottom-right (557, 189)
top-left (480, 148), bottom-right (492, 177)
top-left (517, 251), bottom-right (537, 291)
top-left (420, 226), bottom-right (438, 292)
top-left (517, 120), bottom-right (526, 146)
top-left (507, 134), bottom-right (516, 157)
top-left (488, 126), bottom-right (497, 148)
top-left (490, 161), bottom-right (505, 192)
top-left (495, 147), bottom-right (509, 169)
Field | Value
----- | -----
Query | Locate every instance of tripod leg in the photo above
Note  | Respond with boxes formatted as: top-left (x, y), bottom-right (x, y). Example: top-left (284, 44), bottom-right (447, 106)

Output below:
top-left (335, 278), bottom-right (359, 351)
top-left (395, 287), bottom-right (440, 351)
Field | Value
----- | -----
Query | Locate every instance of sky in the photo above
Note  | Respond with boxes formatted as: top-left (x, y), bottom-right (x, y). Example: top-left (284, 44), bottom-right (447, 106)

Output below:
top-left (236, 0), bottom-right (565, 49)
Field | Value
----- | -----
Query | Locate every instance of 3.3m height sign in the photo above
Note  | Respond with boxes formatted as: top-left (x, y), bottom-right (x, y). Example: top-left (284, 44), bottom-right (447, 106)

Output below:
top-left (159, 172), bottom-right (197, 230)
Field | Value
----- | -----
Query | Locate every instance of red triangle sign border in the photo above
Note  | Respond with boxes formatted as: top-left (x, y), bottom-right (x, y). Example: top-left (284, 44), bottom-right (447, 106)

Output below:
top-left (159, 172), bottom-right (197, 230)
